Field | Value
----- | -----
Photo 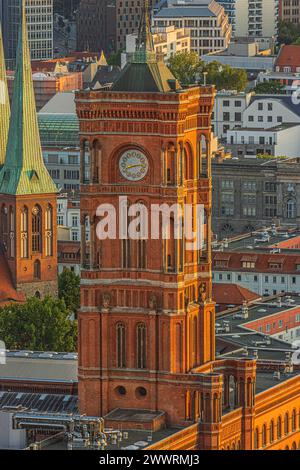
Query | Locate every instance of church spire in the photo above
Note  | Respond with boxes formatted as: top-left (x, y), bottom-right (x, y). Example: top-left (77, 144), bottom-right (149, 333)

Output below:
top-left (0, 0), bottom-right (57, 195)
top-left (137, 0), bottom-right (154, 54)
top-left (0, 21), bottom-right (10, 167)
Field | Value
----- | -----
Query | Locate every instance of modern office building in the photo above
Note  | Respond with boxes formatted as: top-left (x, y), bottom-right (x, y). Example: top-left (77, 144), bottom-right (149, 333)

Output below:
top-left (2, 0), bottom-right (53, 67)
top-left (77, 0), bottom-right (116, 54)
top-left (116, 0), bottom-right (161, 50)
top-left (219, 0), bottom-right (279, 47)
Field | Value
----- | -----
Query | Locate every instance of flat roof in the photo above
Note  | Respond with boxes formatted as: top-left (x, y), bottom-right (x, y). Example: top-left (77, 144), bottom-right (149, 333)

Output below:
top-left (0, 352), bottom-right (78, 383)
top-left (215, 230), bottom-right (300, 254)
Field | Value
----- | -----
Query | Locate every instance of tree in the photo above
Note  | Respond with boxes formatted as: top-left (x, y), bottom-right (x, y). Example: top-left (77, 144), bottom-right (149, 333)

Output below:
top-left (254, 81), bottom-right (285, 95)
top-left (58, 269), bottom-right (80, 314)
top-left (168, 53), bottom-right (247, 92)
top-left (205, 62), bottom-right (248, 92)
top-left (278, 21), bottom-right (300, 45)
top-left (108, 50), bottom-right (122, 67)
top-left (168, 51), bottom-right (203, 85)
top-left (0, 297), bottom-right (77, 352)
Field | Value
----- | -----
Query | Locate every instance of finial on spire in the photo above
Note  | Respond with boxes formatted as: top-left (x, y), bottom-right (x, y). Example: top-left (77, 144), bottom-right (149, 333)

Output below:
top-left (137, 0), bottom-right (154, 53)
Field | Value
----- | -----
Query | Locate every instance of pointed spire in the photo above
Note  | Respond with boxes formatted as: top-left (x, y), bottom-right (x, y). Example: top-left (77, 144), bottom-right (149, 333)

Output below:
top-left (0, 0), bottom-right (57, 195)
top-left (0, 21), bottom-right (10, 167)
top-left (137, 0), bottom-right (154, 53)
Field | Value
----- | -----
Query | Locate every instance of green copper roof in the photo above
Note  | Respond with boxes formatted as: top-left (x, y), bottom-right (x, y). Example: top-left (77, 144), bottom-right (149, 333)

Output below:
top-left (0, 22), bottom-right (10, 166)
top-left (0, 1), bottom-right (57, 196)
top-left (112, 0), bottom-right (181, 94)
top-left (112, 61), bottom-right (181, 93)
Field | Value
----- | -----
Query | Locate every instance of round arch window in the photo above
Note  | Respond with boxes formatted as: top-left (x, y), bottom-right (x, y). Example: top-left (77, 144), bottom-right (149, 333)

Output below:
top-left (115, 386), bottom-right (126, 396)
top-left (136, 387), bottom-right (147, 399)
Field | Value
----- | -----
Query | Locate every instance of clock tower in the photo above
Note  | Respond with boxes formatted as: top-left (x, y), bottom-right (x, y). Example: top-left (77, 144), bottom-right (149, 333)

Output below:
top-left (76, 3), bottom-right (216, 426)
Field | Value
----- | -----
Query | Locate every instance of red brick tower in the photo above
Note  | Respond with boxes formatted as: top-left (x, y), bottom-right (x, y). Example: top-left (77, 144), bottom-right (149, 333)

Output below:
top-left (76, 4), bottom-right (216, 425)
top-left (0, 2), bottom-right (58, 299)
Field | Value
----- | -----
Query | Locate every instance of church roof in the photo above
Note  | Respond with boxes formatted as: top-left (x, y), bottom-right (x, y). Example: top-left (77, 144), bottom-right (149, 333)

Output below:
top-left (112, 0), bottom-right (181, 94)
top-left (112, 60), bottom-right (181, 93)
top-left (0, 1), bottom-right (57, 196)
top-left (0, 249), bottom-right (25, 305)
top-left (0, 22), bottom-right (10, 166)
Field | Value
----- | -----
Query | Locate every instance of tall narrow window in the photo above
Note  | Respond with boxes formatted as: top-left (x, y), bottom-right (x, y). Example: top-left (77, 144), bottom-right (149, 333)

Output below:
top-left (9, 207), bottom-right (15, 258)
top-left (284, 412), bottom-right (289, 435)
top-left (262, 424), bottom-right (267, 447)
top-left (0, 205), bottom-right (8, 248)
top-left (277, 416), bottom-right (282, 439)
top-left (287, 199), bottom-right (296, 219)
top-left (34, 260), bottom-right (41, 280)
top-left (122, 239), bottom-right (131, 269)
top-left (292, 409), bottom-right (296, 432)
top-left (270, 420), bottom-right (274, 443)
top-left (136, 323), bottom-right (147, 369)
top-left (45, 204), bottom-right (53, 257)
top-left (116, 323), bottom-right (126, 368)
top-left (137, 239), bottom-right (146, 269)
top-left (254, 428), bottom-right (259, 449)
top-left (21, 207), bottom-right (29, 259)
top-left (32, 206), bottom-right (42, 253)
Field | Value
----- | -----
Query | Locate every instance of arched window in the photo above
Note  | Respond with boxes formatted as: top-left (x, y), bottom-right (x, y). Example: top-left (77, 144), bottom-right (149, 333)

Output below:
top-left (287, 199), bottom-right (296, 219)
top-left (21, 207), bottom-right (29, 258)
top-left (0, 205), bottom-right (8, 248)
top-left (292, 409), bottom-right (297, 432)
top-left (262, 424), bottom-right (267, 447)
top-left (9, 207), bottom-right (15, 258)
top-left (254, 427), bottom-right (259, 449)
top-left (34, 260), bottom-right (41, 280)
top-left (45, 204), bottom-right (53, 257)
top-left (284, 412), bottom-right (289, 435)
top-left (116, 323), bottom-right (126, 369)
top-left (32, 206), bottom-right (42, 253)
top-left (270, 420), bottom-right (274, 443)
top-left (277, 416), bottom-right (282, 439)
top-left (192, 316), bottom-right (198, 366)
top-left (136, 323), bottom-right (147, 369)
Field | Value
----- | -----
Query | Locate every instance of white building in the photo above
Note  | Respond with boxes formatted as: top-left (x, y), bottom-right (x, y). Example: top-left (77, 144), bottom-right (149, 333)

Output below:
top-left (154, 0), bottom-right (232, 56)
top-left (219, 0), bottom-right (279, 45)
top-left (256, 70), bottom-right (300, 95)
top-left (223, 95), bottom-right (300, 156)
top-left (202, 37), bottom-right (276, 71)
top-left (122, 25), bottom-right (190, 68)
top-left (226, 123), bottom-right (300, 158)
top-left (213, 251), bottom-right (300, 297)
top-left (212, 90), bottom-right (252, 139)
top-left (242, 96), bottom-right (300, 129)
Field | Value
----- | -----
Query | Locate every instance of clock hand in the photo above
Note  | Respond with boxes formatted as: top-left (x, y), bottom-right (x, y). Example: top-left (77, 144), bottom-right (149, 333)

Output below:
top-left (127, 164), bottom-right (145, 169)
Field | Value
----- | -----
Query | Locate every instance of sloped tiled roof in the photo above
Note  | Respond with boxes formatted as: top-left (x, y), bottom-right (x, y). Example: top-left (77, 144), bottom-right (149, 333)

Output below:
top-left (0, 250), bottom-right (25, 304)
top-left (276, 45), bottom-right (300, 69)
top-left (212, 251), bottom-right (300, 274)
top-left (213, 283), bottom-right (260, 306)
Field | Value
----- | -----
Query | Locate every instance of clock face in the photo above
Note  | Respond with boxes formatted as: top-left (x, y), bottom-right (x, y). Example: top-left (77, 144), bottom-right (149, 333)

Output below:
top-left (119, 149), bottom-right (149, 181)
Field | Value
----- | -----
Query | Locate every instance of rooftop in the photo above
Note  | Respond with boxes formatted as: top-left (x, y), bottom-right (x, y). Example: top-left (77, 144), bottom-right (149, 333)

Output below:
top-left (214, 228), bottom-right (300, 254)
top-left (0, 351), bottom-right (78, 383)
top-left (155, 1), bottom-right (222, 18)
top-left (216, 293), bottom-right (300, 365)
